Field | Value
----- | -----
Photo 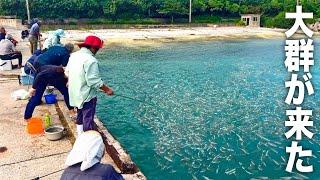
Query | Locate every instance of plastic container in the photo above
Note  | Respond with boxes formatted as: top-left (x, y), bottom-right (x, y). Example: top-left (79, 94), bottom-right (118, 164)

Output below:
top-left (44, 113), bottom-right (52, 128)
top-left (45, 125), bottom-right (65, 141)
top-left (44, 94), bottom-right (57, 104)
top-left (26, 117), bottom-right (44, 135)
top-left (0, 61), bottom-right (12, 71)
top-left (20, 75), bottom-right (34, 85)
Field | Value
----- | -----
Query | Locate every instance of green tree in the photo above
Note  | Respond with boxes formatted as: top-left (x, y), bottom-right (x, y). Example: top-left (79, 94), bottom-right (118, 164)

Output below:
top-left (208, 0), bottom-right (225, 12)
top-left (158, 0), bottom-right (188, 23)
top-left (261, 0), bottom-right (282, 16)
top-left (103, 0), bottom-right (118, 20)
top-left (227, 3), bottom-right (240, 14)
top-left (239, 4), bottom-right (249, 14)
top-left (193, 0), bottom-right (208, 14)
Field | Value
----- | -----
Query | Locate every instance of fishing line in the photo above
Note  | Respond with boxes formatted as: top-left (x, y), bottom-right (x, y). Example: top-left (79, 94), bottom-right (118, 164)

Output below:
top-left (113, 93), bottom-right (176, 117)
top-left (113, 93), bottom-right (156, 107)
top-left (0, 151), bottom-right (69, 167)
top-left (101, 91), bottom-right (173, 116)
top-left (30, 168), bottom-right (65, 180)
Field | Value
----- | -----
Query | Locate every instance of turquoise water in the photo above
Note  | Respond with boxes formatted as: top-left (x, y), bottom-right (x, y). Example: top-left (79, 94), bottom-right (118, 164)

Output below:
top-left (96, 39), bottom-right (320, 179)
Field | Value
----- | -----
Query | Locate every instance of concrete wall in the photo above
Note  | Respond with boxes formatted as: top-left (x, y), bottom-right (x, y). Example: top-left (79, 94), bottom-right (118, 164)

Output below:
top-left (0, 18), bottom-right (23, 28)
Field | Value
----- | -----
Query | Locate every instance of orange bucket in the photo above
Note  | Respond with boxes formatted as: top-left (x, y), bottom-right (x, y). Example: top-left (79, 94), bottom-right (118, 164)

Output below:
top-left (26, 117), bottom-right (44, 135)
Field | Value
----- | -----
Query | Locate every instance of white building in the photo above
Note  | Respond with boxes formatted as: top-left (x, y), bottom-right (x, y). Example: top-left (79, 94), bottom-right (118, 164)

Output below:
top-left (241, 14), bottom-right (261, 27)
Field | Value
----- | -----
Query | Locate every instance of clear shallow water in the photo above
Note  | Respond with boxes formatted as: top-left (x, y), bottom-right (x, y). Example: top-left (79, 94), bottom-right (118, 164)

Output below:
top-left (96, 39), bottom-right (320, 179)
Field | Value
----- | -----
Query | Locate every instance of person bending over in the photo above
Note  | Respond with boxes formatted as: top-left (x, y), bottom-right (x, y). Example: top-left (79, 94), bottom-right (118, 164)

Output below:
top-left (33, 43), bottom-right (74, 72)
top-left (24, 65), bottom-right (74, 120)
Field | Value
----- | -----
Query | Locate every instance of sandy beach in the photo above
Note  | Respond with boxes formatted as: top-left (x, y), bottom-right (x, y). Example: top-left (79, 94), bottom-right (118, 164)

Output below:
top-left (1, 26), bottom-right (288, 59)
top-left (64, 27), bottom-right (287, 47)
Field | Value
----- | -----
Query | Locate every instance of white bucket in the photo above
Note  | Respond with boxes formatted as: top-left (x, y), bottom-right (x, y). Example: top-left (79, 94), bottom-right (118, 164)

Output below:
top-left (0, 60), bottom-right (12, 71)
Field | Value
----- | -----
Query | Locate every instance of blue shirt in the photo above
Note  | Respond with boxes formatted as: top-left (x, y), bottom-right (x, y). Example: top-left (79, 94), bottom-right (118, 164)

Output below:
top-left (30, 23), bottom-right (40, 36)
top-left (36, 46), bottom-right (70, 67)
top-left (24, 50), bottom-right (42, 75)
top-left (61, 163), bottom-right (124, 180)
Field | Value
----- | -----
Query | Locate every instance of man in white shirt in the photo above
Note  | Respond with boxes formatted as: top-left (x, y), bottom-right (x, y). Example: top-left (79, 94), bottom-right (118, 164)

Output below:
top-left (65, 35), bottom-right (113, 135)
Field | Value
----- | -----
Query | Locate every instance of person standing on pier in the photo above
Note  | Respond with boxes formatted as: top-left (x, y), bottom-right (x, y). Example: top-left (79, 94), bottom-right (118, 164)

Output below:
top-left (65, 35), bottom-right (114, 136)
top-left (28, 19), bottom-right (41, 54)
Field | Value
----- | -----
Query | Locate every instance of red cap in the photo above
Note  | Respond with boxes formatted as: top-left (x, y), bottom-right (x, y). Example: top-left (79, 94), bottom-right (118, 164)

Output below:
top-left (78, 35), bottom-right (104, 49)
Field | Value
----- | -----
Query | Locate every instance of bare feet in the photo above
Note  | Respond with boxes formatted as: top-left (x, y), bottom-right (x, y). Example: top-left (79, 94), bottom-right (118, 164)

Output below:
top-left (69, 109), bottom-right (77, 120)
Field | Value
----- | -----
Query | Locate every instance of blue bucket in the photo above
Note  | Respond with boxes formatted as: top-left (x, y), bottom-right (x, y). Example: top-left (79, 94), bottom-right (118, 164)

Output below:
top-left (44, 94), bottom-right (57, 104)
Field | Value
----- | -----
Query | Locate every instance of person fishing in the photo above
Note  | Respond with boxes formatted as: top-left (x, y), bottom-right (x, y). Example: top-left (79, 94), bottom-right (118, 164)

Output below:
top-left (61, 130), bottom-right (124, 180)
top-left (24, 65), bottom-right (74, 120)
top-left (65, 35), bottom-right (113, 136)
top-left (43, 29), bottom-right (66, 50)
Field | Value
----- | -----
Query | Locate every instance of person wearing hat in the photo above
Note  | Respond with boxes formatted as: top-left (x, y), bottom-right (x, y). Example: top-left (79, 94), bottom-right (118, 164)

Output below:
top-left (29, 18), bottom-right (41, 54)
top-left (65, 35), bottom-right (114, 135)
top-left (0, 34), bottom-right (23, 68)
top-left (43, 29), bottom-right (66, 50)
top-left (61, 130), bottom-right (124, 180)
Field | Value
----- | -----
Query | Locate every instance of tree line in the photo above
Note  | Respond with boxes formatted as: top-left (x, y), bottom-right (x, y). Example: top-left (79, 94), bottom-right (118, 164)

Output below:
top-left (0, 0), bottom-right (319, 28)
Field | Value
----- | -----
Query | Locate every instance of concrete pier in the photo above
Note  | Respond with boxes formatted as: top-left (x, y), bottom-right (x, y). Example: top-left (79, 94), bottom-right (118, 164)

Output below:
top-left (0, 71), bottom-right (145, 179)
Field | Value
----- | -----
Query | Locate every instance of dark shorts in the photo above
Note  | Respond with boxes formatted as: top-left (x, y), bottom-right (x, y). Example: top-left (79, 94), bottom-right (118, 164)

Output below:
top-left (76, 98), bottom-right (97, 131)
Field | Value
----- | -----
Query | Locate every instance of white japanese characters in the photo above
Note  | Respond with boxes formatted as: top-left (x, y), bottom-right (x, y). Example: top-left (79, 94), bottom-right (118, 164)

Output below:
top-left (285, 6), bottom-right (313, 38)
top-left (284, 5), bottom-right (314, 173)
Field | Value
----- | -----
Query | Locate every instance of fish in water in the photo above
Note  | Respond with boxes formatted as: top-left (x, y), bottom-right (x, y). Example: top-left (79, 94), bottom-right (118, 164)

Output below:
top-left (202, 176), bottom-right (212, 180)
top-left (240, 148), bottom-right (249, 155)
top-left (225, 168), bottom-right (236, 175)
top-left (241, 166), bottom-right (253, 175)
top-left (164, 156), bottom-right (173, 162)
top-left (236, 133), bottom-right (244, 142)
top-left (192, 175), bottom-right (199, 180)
